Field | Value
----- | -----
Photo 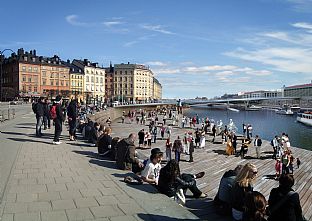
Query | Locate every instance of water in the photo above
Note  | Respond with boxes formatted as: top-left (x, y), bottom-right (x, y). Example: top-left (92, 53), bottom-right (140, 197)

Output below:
top-left (184, 107), bottom-right (312, 150)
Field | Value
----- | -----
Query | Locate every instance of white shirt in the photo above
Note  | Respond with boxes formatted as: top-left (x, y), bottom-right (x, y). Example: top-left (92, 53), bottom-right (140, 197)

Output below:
top-left (141, 159), bottom-right (161, 184)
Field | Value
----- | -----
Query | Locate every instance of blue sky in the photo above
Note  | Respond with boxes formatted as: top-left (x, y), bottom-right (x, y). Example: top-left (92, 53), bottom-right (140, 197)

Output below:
top-left (1, 0), bottom-right (312, 98)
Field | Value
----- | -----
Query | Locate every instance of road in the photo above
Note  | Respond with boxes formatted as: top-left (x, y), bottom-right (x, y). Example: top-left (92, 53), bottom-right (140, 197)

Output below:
top-left (0, 104), bottom-right (34, 203)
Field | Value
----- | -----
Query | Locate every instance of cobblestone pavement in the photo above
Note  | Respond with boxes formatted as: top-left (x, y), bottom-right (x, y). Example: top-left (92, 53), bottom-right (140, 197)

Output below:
top-left (0, 110), bottom-right (199, 221)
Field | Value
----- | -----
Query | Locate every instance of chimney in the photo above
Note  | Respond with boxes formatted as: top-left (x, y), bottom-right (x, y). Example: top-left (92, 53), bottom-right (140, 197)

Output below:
top-left (128, 62), bottom-right (130, 64)
top-left (30, 50), bottom-right (33, 55)
top-left (67, 59), bottom-right (70, 63)
top-left (33, 50), bottom-right (36, 56)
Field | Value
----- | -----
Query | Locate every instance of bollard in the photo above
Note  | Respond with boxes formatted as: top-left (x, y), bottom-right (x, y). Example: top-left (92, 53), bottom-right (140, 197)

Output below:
top-left (8, 109), bottom-right (10, 120)
top-left (12, 108), bottom-right (15, 119)
top-left (0, 110), bottom-right (3, 122)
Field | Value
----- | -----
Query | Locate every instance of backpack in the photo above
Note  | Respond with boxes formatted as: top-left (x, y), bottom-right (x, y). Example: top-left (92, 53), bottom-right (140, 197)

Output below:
top-left (50, 105), bottom-right (57, 119)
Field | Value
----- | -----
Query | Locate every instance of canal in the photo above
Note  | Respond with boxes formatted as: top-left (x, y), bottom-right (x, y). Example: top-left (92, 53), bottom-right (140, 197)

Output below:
top-left (184, 106), bottom-right (312, 150)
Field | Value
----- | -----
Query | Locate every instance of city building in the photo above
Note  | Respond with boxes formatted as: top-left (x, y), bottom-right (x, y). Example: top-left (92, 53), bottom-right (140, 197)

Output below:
top-left (63, 60), bottom-right (84, 102)
top-left (40, 55), bottom-right (70, 99)
top-left (104, 62), bottom-right (114, 104)
top-left (114, 63), bottom-right (155, 103)
top-left (1, 49), bottom-right (41, 100)
top-left (153, 77), bottom-right (162, 101)
top-left (72, 59), bottom-right (105, 104)
top-left (239, 90), bottom-right (282, 99)
top-left (284, 82), bottom-right (312, 97)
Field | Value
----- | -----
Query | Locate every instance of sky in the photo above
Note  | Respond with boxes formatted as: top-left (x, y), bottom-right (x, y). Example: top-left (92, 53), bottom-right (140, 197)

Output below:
top-left (1, 0), bottom-right (312, 99)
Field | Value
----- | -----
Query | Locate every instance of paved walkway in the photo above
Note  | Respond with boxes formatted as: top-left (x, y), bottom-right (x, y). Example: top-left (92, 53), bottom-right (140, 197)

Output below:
top-left (0, 109), bottom-right (199, 221)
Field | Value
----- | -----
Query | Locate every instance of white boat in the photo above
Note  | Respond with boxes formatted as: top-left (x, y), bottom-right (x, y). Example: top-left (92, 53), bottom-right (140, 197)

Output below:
top-left (245, 105), bottom-right (262, 111)
top-left (297, 112), bottom-right (312, 126)
top-left (276, 108), bottom-right (294, 115)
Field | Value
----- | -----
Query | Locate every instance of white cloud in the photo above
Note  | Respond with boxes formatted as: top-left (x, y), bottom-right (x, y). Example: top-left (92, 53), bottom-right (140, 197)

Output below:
top-left (145, 61), bottom-right (167, 66)
top-left (65, 15), bottom-right (93, 27)
top-left (102, 21), bottom-right (123, 27)
top-left (292, 22), bottom-right (312, 33)
top-left (123, 41), bottom-right (139, 47)
top-left (287, 0), bottom-right (312, 12)
top-left (140, 24), bottom-right (174, 35)
top-left (154, 68), bottom-right (181, 74)
top-left (183, 65), bottom-right (237, 73)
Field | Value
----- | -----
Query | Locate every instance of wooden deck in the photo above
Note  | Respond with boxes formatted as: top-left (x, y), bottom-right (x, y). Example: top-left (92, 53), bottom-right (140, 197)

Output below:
top-left (110, 115), bottom-right (312, 221)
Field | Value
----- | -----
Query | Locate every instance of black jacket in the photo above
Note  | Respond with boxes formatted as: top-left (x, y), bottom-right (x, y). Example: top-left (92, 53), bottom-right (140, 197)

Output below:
top-left (231, 182), bottom-right (253, 211)
top-left (268, 187), bottom-right (303, 221)
top-left (67, 101), bottom-right (77, 119)
top-left (34, 102), bottom-right (44, 117)
top-left (53, 103), bottom-right (64, 122)
top-left (158, 170), bottom-right (195, 197)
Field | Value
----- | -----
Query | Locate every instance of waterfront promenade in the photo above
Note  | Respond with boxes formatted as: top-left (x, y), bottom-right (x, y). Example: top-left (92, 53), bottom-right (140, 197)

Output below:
top-left (0, 106), bottom-right (198, 221)
top-left (108, 112), bottom-right (312, 220)
top-left (1, 105), bottom-right (312, 220)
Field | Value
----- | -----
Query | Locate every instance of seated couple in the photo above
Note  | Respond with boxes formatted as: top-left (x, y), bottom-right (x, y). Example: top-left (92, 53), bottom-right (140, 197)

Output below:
top-left (139, 148), bottom-right (207, 204)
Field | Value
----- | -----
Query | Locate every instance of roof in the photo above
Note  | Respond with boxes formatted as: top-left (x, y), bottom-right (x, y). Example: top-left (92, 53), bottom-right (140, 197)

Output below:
top-left (285, 83), bottom-right (312, 89)
top-left (61, 61), bottom-right (84, 74)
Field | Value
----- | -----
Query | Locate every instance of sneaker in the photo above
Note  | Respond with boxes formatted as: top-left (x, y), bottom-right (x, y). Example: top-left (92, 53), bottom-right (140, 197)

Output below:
top-left (195, 171), bottom-right (205, 179)
top-left (53, 141), bottom-right (61, 145)
top-left (198, 193), bottom-right (207, 198)
top-left (90, 143), bottom-right (96, 147)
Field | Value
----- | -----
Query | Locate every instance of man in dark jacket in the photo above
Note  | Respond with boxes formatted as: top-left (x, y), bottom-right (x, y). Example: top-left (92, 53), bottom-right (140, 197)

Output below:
top-left (116, 133), bottom-right (143, 173)
top-left (34, 97), bottom-right (45, 137)
top-left (52, 95), bottom-right (64, 145)
top-left (67, 99), bottom-right (78, 141)
top-left (268, 174), bottom-right (304, 221)
top-left (43, 98), bottom-right (50, 130)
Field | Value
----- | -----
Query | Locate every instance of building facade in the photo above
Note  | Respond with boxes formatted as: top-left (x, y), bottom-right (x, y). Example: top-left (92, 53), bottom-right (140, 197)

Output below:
top-left (284, 83), bottom-right (312, 97)
top-left (104, 62), bottom-right (114, 104)
top-left (153, 77), bottom-right (162, 101)
top-left (63, 61), bottom-right (84, 102)
top-left (72, 59), bottom-right (105, 104)
top-left (240, 90), bottom-right (282, 99)
top-left (114, 63), bottom-right (155, 103)
top-left (40, 56), bottom-right (70, 99)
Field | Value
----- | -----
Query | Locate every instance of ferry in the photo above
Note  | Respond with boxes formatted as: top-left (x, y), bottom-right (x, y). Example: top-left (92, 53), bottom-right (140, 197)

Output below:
top-left (297, 112), bottom-right (312, 126)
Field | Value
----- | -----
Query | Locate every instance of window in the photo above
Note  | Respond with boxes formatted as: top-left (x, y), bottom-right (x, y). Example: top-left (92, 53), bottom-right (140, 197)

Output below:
top-left (42, 71), bottom-right (46, 77)
top-left (50, 73), bottom-right (54, 78)
top-left (86, 76), bottom-right (89, 82)
top-left (42, 66), bottom-right (46, 70)
top-left (96, 77), bottom-right (98, 83)
top-left (34, 76), bottom-right (38, 82)
top-left (120, 71), bottom-right (122, 74)
top-left (100, 78), bottom-right (103, 83)
top-left (22, 66), bottom-right (26, 72)
top-left (56, 81), bottom-right (59, 86)
top-left (24, 56), bottom-right (28, 62)
top-left (22, 85), bottom-right (26, 91)
top-left (61, 81), bottom-right (64, 86)
top-left (28, 77), bottom-right (32, 82)
top-left (32, 57), bottom-right (36, 62)
top-left (34, 86), bottom-right (38, 92)
top-left (51, 80), bottom-right (54, 86)
top-left (91, 76), bottom-right (94, 83)
top-left (28, 86), bottom-right (32, 91)
top-left (66, 81), bottom-right (69, 86)
top-left (28, 67), bottom-right (32, 72)
top-left (42, 79), bottom-right (46, 85)
top-left (22, 75), bottom-right (26, 82)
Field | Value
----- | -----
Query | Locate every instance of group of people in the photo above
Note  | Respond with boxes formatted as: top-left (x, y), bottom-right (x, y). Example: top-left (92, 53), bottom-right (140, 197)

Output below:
top-left (214, 163), bottom-right (304, 221)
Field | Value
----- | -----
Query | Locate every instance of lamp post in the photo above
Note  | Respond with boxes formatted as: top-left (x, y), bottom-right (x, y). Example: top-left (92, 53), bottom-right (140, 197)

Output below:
top-left (0, 49), bottom-right (14, 101)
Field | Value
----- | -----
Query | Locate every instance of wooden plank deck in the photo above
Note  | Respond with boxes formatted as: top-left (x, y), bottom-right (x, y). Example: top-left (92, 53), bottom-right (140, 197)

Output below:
top-left (110, 114), bottom-right (312, 221)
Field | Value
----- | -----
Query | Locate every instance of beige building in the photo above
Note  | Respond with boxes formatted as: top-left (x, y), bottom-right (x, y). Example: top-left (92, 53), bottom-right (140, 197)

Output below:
top-left (114, 63), bottom-right (156, 103)
top-left (72, 59), bottom-right (105, 104)
top-left (153, 77), bottom-right (162, 101)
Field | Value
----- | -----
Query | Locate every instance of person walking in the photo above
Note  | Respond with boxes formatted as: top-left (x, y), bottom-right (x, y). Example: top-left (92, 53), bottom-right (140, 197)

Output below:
top-left (173, 136), bottom-right (183, 162)
top-left (43, 98), bottom-right (50, 130)
top-left (254, 135), bottom-right (262, 159)
top-left (34, 97), bottom-right (45, 137)
top-left (272, 135), bottom-right (279, 159)
top-left (189, 137), bottom-right (195, 162)
top-left (51, 95), bottom-right (64, 145)
top-left (212, 125), bottom-right (216, 143)
top-left (165, 138), bottom-right (172, 161)
top-left (67, 99), bottom-right (78, 141)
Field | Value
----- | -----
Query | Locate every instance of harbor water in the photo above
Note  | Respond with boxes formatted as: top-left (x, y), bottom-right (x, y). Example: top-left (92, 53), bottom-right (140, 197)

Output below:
top-left (184, 106), bottom-right (312, 150)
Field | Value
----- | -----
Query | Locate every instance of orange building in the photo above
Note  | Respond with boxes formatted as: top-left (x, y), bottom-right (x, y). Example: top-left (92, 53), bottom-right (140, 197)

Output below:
top-left (104, 62), bottom-right (114, 103)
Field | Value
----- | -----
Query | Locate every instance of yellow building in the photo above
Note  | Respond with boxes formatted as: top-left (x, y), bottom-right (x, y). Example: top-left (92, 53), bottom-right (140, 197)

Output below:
top-left (114, 63), bottom-right (155, 103)
top-left (64, 61), bottom-right (84, 102)
top-left (153, 77), bottom-right (162, 101)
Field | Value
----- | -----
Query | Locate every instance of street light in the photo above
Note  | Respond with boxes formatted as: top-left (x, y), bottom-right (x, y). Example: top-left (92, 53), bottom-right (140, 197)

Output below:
top-left (0, 49), bottom-right (14, 101)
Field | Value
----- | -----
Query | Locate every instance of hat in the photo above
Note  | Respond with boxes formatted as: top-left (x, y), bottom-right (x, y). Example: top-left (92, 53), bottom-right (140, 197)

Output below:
top-left (55, 95), bottom-right (62, 102)
top-left (151, 148), bottom-right (163, 155)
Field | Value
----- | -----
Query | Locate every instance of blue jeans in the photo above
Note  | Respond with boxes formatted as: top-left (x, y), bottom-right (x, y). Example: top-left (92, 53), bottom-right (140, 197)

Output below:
top-left (175, 151), bottom-right (180, 162)
top-left (36, 116), bottom-right (43, 136)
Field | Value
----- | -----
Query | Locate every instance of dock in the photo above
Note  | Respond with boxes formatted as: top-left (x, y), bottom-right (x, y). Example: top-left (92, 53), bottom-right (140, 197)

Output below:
top-left (110, 114), bottom-right (312, 221)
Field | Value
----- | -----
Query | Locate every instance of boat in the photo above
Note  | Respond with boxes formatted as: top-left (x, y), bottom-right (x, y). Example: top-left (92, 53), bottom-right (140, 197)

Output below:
top-left (276, 108), bottom-right (294, 115)
top-left (245, 105), bottom-right (262, 111)
top-left (297, 112), bottom-right (312, 126)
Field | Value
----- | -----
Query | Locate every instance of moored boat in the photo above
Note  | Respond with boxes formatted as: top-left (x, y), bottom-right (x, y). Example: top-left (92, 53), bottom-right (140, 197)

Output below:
top-left (276, 108), bottom-right (294, 115)
top-left (297, 112), bottom-right (312, 126)
top-left (245, 105), bottom-right (262, 111)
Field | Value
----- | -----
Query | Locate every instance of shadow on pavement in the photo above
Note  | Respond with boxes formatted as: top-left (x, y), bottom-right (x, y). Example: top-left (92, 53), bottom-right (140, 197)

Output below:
top-left (15, 122), bottom-right (36, 126)
top-left (137, 214), bottom-right (200, 221)
top-left (8, 137), bottom-right (52, 145)
top-left (212, 149), bottom-right (227, 155)
top-left (72, 150), bottom-right (117, 169)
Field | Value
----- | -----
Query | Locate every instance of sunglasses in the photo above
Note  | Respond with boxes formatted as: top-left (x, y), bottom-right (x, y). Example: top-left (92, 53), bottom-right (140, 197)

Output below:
top-left (252, 171), bottom-right (258, 174)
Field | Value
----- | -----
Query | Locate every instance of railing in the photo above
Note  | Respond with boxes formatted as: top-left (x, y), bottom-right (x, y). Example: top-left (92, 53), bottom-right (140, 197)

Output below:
top-left (0, 108), bottom-right (16, 122)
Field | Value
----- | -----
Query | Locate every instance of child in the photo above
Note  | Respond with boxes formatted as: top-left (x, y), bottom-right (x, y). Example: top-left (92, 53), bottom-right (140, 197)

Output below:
top-left (275, 159), bottom-right (282, 180)
top-left (296, 158), bottom-right (301, 168)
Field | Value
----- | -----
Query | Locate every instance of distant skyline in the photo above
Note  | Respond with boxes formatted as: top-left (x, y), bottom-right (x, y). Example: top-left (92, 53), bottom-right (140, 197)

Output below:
top-left (1, 0), bottom-right (312, 98)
